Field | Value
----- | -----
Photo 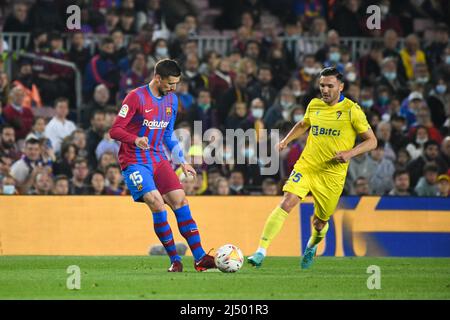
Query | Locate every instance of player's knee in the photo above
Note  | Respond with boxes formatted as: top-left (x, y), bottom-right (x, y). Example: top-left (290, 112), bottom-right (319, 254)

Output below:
top-left (171, 197), bottom-right (189, 210)
top-left (143, 193), bottom-right (165, 212)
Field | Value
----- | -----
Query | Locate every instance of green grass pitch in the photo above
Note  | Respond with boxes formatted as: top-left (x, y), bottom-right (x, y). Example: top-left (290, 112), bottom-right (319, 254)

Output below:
top-left (0, 256), bottom-right (449, 299)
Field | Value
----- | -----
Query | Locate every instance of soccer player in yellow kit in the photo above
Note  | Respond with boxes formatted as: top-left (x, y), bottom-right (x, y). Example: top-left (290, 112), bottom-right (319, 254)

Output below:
top-left (248, 67), bottom-right (377, 269)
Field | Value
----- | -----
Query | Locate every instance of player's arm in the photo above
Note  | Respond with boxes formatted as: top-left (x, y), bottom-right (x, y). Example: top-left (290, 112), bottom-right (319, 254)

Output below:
top-left (334, 104), bottom-right (377, 163)
top-left (278, 111), bottom-right (311, 150)
top-left (162, 96), bottom-right (195, 176)
top-left (109, 92), bottom-right (148, 149)
top-left (334, 129), bottom-right (377, 163)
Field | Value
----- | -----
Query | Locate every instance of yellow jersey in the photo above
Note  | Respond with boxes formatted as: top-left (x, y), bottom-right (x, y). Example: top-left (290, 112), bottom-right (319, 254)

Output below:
top-left (297, 95), bottom-right (371, 176)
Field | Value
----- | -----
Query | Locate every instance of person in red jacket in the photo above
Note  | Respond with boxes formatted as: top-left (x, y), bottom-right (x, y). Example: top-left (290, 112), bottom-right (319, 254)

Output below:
top-left (3, 86), bottom-right (34, 140)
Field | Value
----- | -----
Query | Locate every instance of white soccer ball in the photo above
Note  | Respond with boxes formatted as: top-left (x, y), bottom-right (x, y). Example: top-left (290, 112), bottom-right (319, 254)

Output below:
top-left (215, 244), bottom-right (244, 273)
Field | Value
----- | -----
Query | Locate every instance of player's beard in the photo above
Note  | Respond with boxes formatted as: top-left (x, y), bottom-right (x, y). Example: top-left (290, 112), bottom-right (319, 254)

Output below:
top-left (158, 87), bottom-right (167, 96)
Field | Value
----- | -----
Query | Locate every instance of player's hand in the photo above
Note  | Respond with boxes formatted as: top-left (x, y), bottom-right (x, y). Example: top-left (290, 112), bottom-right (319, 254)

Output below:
top-left (180, 163), bottom-right (197, 180)
top-left (135, 136), bottom-right (149, 149)
top-left (276, 140), bottom-right (288, 151)
top-left (333, 151), bottom-right (353, 163)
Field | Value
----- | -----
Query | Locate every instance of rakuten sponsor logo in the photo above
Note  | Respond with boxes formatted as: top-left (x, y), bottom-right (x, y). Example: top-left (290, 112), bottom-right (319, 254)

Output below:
top-left (143, 119), bottom-right (169, 129)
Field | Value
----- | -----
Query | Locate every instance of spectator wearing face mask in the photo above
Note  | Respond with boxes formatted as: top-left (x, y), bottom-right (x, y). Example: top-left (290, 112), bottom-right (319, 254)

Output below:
top-left (182, 53), bottom-right (208, 96)
top-left (1, 174), bottom-right (18, 195)
top-left (147, 38), bottom-right (170, 72)
top-left (426, 76), bottom-right (448, 129)
top-left (323, 44), bottom-right (345, 74)
top-left (408, 105), bottom-right (443, 144)
top-left (189, 89), bottom-right (218, 131)
top-left (228, 169), bottom-right (249, 195)
top-left (406, 125), bottom-right (429, 160)
top-left (297, 55), bottom-right (321, 92)
top-left (376, 57), bottom-right (408, 99)
top-left (239, 98), bottom-right (265, 134)
top-left (264, 88), bottom-right (295, 130)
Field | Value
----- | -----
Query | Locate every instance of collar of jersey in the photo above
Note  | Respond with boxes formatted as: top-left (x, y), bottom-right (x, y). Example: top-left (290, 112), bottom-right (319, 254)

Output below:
top-left (146, 84), bottom-right (163, 100)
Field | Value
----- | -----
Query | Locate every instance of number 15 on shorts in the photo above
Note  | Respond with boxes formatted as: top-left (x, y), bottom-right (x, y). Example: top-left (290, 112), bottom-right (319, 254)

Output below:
top-left (129, 171), bottom-right (143, 186)
top-left (289, 170), bottom-right (302, 183)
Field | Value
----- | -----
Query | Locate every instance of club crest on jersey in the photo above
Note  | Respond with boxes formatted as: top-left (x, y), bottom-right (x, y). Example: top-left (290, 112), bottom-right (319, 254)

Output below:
top-left (118, 104), bottom-right (129, 118)
top-left (142, 119), bottom-right (169, 129)
top-left (336, 111), bottom-right (342, 119)
top-left (166, 106), bottom-right (172, 116)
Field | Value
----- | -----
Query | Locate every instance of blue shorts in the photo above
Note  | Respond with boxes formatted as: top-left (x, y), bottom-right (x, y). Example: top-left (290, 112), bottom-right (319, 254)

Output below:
top-left (122, 161), bottom-right (183, 202)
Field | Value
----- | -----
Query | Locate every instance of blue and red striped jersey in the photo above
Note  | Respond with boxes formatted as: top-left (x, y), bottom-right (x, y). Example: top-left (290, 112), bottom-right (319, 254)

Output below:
top-left (110, 84), bottom-right (185, 170)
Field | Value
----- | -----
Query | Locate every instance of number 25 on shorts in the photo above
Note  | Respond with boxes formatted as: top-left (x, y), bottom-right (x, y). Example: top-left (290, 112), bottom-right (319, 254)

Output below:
top-left (289, 170), bottom-right (302, 183)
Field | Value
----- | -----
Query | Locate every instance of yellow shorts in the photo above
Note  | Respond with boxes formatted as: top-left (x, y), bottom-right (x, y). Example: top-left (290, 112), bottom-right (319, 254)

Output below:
top-left (282, 165), bottom-right (345, 222)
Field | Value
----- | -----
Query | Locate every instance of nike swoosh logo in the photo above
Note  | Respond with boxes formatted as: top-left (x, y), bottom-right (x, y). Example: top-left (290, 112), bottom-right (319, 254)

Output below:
top-left (145, 109), bottom-right (153, 113)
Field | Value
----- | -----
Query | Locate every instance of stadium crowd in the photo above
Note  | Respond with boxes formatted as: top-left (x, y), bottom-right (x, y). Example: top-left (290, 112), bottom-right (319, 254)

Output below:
top-left (0, 0), bottom-right (449, 197)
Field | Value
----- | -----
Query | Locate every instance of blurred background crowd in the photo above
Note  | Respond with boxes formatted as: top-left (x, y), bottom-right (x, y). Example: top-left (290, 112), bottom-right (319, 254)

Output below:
top-left (0, 0), bottom-right (449, 197)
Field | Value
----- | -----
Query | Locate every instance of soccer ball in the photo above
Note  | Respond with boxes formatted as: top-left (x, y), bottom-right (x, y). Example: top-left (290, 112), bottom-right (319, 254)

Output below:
top-left (215, 244), bottom-right (244, 273)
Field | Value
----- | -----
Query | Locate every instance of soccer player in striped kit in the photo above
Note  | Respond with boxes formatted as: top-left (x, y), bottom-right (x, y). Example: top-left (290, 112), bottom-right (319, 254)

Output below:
top-left (110, 59), bottom-right (216, 272)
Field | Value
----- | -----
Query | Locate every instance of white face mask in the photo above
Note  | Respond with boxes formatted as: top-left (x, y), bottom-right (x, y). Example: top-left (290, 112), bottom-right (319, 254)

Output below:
top-left (155, 47), bottom-right (168, 57)
top-left (282, 110), bottom-right (290, 120)
top-left (416, 137), bottom-right (428, 144)
top-left (251, 108), bottom-right (264, 119)
top-left (293, 90), bottom-right (302, 97)
top-left (280, 100), bottom-right (293, 109)
top-left (346, 72), bottom-right (357, 82)
top-left (293, 114), bottom-right (304, 123)
top-left (185, 70), bottom-right (197, 78)
top-left (304, 67), bottom-right (320, 76)
top-left (3, 185), bottom-right (15, 195)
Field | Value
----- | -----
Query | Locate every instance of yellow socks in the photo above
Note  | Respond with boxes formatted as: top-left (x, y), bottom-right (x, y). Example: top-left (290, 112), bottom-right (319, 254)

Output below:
top-left (256, 207), bottom-right (289, 255)
top-left (307, 222), bottom-right (329, 249)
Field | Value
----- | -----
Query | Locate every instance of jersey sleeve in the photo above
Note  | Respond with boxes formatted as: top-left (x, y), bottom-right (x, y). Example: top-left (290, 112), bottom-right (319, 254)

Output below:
top-left (109, 91), bottom-right (140, 145)
top-left (350, 103), bottom-right (371, 134)
top-left (163, 95), bottom-right (186, 164)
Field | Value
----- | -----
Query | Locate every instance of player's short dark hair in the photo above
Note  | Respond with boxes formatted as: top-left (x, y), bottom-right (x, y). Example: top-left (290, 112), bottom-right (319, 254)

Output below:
top-left (154, 59), bottom-right (181, 79)
top-left (393, 169), bottom-right (409, 180)
top-left (320, 67), bottom-right (344, 82)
